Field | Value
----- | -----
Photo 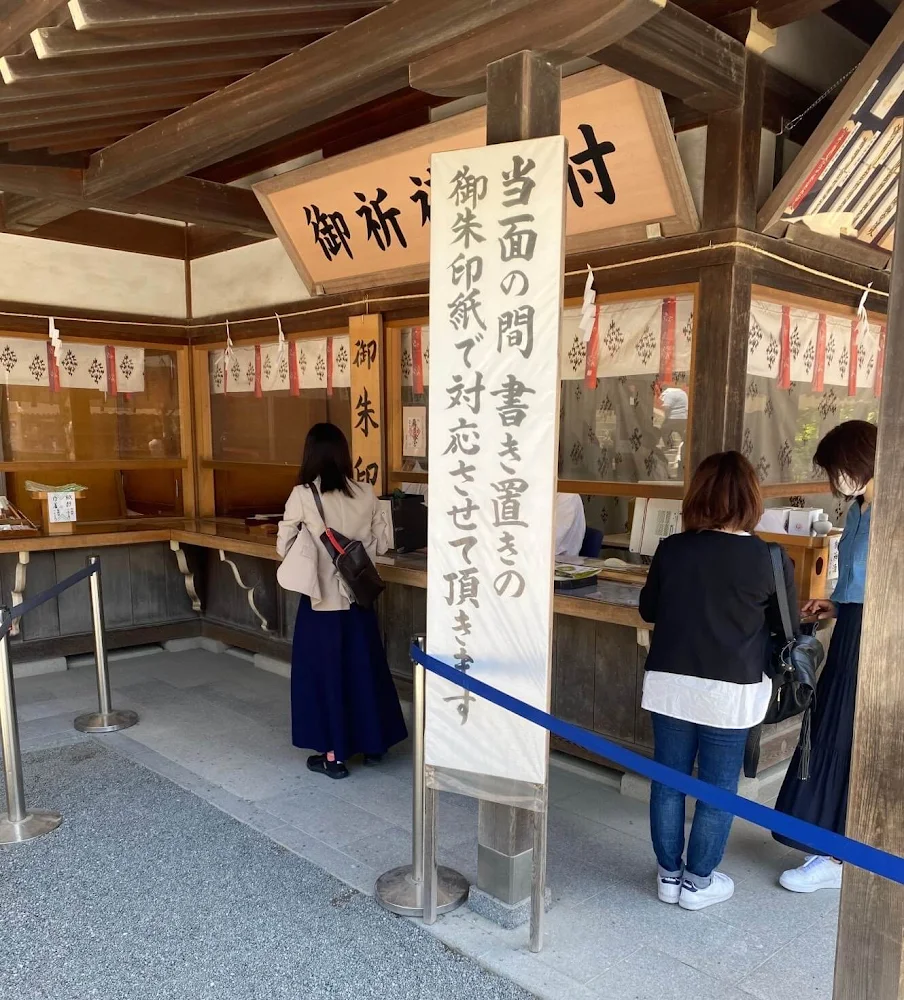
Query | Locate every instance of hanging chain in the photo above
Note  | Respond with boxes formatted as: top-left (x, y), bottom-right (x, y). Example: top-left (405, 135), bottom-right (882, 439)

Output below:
top-left (780, 66), bottom-right (858, 135)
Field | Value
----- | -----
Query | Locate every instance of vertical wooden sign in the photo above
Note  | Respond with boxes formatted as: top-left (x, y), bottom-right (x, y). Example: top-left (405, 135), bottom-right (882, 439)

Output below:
top-left (349, 314), bottom-right (385, 494)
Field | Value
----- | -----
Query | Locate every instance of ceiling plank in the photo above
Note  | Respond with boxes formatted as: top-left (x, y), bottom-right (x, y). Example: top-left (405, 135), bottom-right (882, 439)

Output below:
top-left (2, 37), bottom-right (318, 84)
top-left (756, 0), bottom-right (838, 28)
top-left (68, 0), bottom-right (384, 30)
top-left (0, 112), bottom-right (174, 142)
top-left (0, 165), bottom-right (274, 235)
top-left (32, 11), bottom-right (347, 57)
top-left (187, 227), bottom-right (267, 258)
top-left (0, 148), bottom-right (87, 167)
top-left (825, 0), bottom-right (892, 46)
top-left (83, 0), bottom-right (743, 202)
top-left (409, 0), bottom-right (664, 96)
top-left (0, 1), bottom-right (68, 57)
top-left (0, 56), bottom-right (273, 98)
top-left (0, 76), bottom-right (239, 110)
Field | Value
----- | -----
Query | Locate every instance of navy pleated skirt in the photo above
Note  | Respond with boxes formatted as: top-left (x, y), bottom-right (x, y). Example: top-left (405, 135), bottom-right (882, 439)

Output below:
top-left (290, 595), bottom-right (408, 762)
top-left (773, 602), bottom-right (862, 852)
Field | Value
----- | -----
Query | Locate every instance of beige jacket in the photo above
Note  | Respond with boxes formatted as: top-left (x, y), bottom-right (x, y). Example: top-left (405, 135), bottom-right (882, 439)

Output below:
top-left (276, 481), bottom-right (393, 611)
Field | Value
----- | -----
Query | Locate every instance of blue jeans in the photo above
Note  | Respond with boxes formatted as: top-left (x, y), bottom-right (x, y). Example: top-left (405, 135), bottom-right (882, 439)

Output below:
top-left (650, 713), bottom-right (749, 879)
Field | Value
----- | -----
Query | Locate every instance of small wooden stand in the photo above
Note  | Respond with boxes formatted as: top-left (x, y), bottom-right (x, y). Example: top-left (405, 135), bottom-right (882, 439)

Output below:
top-left (758, 531), bottom-right (836, 601)
top-left (32, 491), bottom-right (85, 536)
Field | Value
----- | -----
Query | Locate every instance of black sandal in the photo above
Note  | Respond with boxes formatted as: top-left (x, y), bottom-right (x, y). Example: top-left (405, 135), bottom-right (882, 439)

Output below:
top-left (307, 754), bottom-right (349, 779)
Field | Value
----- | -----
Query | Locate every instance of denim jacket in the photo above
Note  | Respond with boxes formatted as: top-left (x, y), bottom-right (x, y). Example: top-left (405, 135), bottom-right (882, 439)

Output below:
top-left (831, 500), bottom-right (871, 604)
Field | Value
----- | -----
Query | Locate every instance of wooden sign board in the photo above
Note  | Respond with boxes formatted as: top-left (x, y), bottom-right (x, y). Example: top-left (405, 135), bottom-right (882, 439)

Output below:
top-left (348, 314), bottom-right (385, 494)
top-left (759, 3), bottom-right (904, 254)
top-left (255, 66), bottom-right (697, 296)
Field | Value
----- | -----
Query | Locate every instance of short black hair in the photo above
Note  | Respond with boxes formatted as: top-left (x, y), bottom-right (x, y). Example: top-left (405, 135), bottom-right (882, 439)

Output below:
top-left (298, 423), bottom-right (355, 496)
top-left (813, 420), bottom-right (877, 496)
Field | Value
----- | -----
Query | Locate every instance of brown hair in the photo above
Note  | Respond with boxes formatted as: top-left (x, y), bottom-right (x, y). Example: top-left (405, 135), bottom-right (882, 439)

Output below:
top-left (813, 420), bottom-right (877, 496)
top-left (682, 451), bottom-right (763, 533)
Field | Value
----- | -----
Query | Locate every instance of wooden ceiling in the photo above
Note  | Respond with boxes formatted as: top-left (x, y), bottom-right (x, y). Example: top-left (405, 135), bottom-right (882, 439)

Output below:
top-left (0, 0), bottom-right (896, 259)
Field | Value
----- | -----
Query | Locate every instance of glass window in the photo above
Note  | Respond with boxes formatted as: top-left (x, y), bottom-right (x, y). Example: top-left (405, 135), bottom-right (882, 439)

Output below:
top-left (743, 298), bottom-right (881, 486)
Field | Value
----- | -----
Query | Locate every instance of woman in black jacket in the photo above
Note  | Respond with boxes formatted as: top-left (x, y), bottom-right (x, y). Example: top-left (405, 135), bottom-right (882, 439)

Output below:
top-left (639, 451), bottom-right (797, 912)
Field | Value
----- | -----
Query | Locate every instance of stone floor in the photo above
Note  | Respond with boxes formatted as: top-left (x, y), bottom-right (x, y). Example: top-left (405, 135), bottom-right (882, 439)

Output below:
top-left (10, 644), bottom-right (840, 1000)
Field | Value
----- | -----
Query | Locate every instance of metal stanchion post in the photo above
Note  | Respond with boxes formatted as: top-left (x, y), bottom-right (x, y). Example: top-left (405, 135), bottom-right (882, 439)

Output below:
top-left (74, 557), bottom-right (139, 734)
top-left (375, 634), bottom-right (468, 917)
top-left (0, 607), bottom-right (62, 843)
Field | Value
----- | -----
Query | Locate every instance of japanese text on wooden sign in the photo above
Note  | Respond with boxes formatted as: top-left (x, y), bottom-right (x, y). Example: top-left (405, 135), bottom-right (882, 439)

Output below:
top-left (349, 316), bottom-right (384, 493)
top-left (425, 136), bottom-right (566, 786)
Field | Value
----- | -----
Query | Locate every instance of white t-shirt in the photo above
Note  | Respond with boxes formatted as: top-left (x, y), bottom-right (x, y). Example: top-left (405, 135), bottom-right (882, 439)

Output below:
top-left (661, 387), bottom-right (688, 421)
top-left (555, 493), bottom-right (586, 559)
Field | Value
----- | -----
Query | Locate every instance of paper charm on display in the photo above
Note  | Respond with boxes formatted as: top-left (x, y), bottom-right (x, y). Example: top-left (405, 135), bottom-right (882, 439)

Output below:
top-left (47, 490), bottom-right (77, 525)
top-left (48, 317), bottom-right (61, 362)
top-left (747, 300), bottom-right (784, 379)
top-left (402, 405), bottom-right (427, 458)
top-left (425, 135), bottom-right (566, 791)
top-left (401, 326), bottom-right (430, 390)
top-left (213, 336), bottom-right (351, 394)
top-left (579, 266), bottom-right (597, 343)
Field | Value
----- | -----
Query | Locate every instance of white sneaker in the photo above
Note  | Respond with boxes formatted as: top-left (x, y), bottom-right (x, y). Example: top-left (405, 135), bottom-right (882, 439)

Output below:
top-left (780, 855), bottom-right (842, 893)
top-left (679, 872), bottom-right (734, 911)
top-left (657, 872), bottom-right (683, 904)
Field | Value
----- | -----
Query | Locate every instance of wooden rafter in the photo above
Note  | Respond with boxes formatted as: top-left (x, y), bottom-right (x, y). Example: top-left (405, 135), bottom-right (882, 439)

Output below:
top-left (0, 165), bottom-right (274, 235)
top-left (68, 0), bottom-right (384, 30)
top-left (1, 37), bottom-right (318, 85)
top-left (32, 11), bottom-right (349, 57)
top-left (0, 112), bottom-right (175, 143)
top-left (0, 1), bottom-right (68, 57)
top-left (755, 0), bottom-right (839, 29)
top-left (82, 0), bottom-right (744, 201)
top-left (0, 92), bottom-right (211, 131)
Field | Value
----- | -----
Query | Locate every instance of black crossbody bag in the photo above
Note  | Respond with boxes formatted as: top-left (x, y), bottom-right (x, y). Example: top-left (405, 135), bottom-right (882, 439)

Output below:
top-left (310, 484), bottom-right (385, 610)
top-left (744, 544), bottom-right (825, 780)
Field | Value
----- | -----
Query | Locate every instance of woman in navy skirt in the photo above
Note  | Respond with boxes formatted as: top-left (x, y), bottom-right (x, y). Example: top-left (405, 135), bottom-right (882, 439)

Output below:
top-left (774, 420), bottom-right (876, 892)
top-left (277, 423), bottom-right (408, 780)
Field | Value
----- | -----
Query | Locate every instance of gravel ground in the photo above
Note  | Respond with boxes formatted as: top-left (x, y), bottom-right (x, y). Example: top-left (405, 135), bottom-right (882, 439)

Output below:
top-left (0, 743), bottom-right (533, 1000)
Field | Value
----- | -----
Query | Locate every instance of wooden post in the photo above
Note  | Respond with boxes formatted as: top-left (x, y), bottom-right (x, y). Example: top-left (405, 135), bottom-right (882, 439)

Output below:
top-left (833, 146), bottom-right (904, 1000)
top-left (474, 48), bottom-right (560, 916)
top-left (349, 314), bottom-right (386, 496)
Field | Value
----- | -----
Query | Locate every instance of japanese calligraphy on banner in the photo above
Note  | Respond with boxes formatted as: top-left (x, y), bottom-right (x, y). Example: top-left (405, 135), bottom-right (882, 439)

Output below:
top-left (349, 316), bottom-right (384, 491)
top-left (210, 335), bottom-right (351, 395)
top-left (425, 136), bottom-right (566, 791)
top-left (0, 337), bottom-right (144, 393)
top-left (747, 299), bottom-right (883, 393)
top-left (255, 67), bottom-right (697, 295)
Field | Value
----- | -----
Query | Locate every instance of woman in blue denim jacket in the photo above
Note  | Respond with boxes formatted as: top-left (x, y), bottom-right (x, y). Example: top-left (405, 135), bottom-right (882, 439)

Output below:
top-left (774, 420), bottom-right (876, 893)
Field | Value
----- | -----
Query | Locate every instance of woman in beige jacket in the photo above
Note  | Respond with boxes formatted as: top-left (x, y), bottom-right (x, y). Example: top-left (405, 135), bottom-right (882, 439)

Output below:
top-left (277, 423), bottom-right (407, 779)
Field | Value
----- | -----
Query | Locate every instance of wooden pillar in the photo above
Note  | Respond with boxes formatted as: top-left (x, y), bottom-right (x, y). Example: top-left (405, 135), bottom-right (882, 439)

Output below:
top-left (833, 147), bottom-right (904, 1000)
top-left (689, 52), bottom-right (763, 471)
top-left (475, 49), bottom-right (560, 911)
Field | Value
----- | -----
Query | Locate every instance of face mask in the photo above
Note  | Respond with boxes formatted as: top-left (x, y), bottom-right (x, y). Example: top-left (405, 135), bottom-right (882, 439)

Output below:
top-left (836, 473), bottom-right (866, 499)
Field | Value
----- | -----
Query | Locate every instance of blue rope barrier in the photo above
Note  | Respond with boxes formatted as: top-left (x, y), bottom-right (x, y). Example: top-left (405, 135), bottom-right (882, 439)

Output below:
top-left (0, 562), bottom-right (98, 637)
top-left (412, 643), bottom-right (904, 887)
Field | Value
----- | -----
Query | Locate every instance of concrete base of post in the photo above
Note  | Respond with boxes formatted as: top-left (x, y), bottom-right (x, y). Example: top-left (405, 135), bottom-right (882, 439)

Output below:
top-left (467, 886), bottom-right (551, 929)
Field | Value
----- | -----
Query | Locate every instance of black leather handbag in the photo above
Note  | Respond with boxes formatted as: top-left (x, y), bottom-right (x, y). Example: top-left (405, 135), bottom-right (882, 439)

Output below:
top-left (744, 544), bottom-right (825, 779)
top-left (311, 484), bottom-right (385, 610)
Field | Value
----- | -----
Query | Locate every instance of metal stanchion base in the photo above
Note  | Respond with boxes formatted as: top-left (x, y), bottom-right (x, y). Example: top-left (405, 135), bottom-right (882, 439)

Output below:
top-left (74, 709), bottom-right (139, 734)
top-left (375, 864), bottom-right (469, 917)
top-left (0, 809), bottom-right (62, 844)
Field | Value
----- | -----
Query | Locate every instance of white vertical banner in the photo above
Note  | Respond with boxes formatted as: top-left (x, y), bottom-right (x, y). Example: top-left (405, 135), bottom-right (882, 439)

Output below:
top-left (425, 136), bottom-right (566, 790)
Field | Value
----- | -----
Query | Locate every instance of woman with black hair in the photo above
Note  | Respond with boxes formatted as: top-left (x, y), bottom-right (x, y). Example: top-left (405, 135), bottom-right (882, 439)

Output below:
top-left (277, 423), bottom-right (407, 779)
top-left (775, 419), bottom-right (877, 892)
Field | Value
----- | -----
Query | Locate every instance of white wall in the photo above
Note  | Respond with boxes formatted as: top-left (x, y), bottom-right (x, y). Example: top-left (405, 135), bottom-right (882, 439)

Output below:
top-left (189, 238), bottom-right (309, 318)
top-left (0, 232), bottom-right (186, 318)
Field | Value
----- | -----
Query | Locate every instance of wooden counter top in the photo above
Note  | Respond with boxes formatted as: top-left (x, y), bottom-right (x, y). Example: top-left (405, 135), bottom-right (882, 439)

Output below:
top-left (0, 517), bottom-right (647, 628)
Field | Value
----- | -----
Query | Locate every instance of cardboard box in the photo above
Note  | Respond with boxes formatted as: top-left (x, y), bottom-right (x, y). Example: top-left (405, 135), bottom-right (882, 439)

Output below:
top-left (787, 508), bottom-right (824, 536)
top-left (756, 508), bottom-right (792, 534)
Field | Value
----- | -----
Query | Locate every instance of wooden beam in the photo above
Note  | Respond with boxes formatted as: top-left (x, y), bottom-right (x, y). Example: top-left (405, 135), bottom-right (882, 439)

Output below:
top-left (834, 144), bottom-right (904, 1000)
top-left (0, 92), bottom-right (209, 131)
top-left (32, 11), bottom-right (346, 57)
top-left (756, 0), bottom-right (838, 29)
top-left (715, 7), bottom-right (777, 54)
top-left (0, 148), bottom-right (87, 168)
top-left (1, 38), bottom-right (315, 84)
top-left (409, 0), bottom-right (664, 96)
top-left (0, 112), bottom-right (172, 144)
top-left (0, 56), bottom-right (271, 98)
top-left (0, 1), bottom-right (68, 57)
top-left (26, 208), bottom-right (188, 257)
top-left (0, 166), bottom-right (274, 235)
top-left (702, 52), bottom-right (765, 229)
top-left (187, 227), bottom-right (266, 258)
top-left (68, 0), bottom-right (381, 30)
top-left (592, 2), bottom-right (746, 112)
top-left (0, 77), bottom-right (238, 110)
top-left (785, 220), bottom-right (891, 270)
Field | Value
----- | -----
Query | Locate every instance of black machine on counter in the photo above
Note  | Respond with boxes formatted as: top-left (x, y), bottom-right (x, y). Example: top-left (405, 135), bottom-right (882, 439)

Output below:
top-left (382, 492), bottom-right (428, 553)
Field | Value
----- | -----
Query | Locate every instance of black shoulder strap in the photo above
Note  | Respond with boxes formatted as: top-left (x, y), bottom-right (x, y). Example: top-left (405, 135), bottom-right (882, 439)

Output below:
top-left (309, 483), bottom-right (328, 527)
top-left (768, 542), bottom-right (795, 643)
